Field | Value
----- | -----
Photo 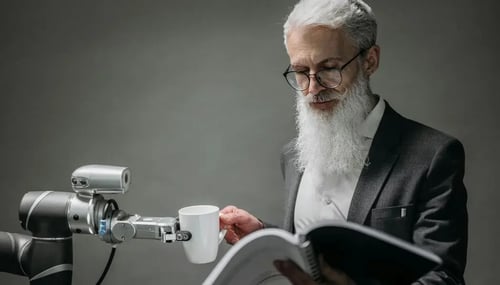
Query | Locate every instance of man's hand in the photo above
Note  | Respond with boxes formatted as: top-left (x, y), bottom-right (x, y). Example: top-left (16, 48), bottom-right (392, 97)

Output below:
top-left (274, 256), bottom-right (356, 285)
top-left (219, 205), bottom-right (263, 244)
top-left (274, 260), bottom-right (317, 285)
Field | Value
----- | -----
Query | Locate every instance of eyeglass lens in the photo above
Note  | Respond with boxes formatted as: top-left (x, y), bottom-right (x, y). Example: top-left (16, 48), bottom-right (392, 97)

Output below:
top-left (285, 69), bottom-right (342, 91)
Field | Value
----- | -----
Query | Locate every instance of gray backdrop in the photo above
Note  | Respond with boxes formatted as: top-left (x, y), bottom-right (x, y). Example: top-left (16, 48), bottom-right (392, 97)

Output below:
top-left (0, 0), bottom-right (498, 284)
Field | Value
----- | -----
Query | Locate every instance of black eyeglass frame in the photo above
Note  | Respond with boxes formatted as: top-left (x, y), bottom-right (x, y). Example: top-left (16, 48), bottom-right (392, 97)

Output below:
top-left (282, 48), bottom-right (366, 91)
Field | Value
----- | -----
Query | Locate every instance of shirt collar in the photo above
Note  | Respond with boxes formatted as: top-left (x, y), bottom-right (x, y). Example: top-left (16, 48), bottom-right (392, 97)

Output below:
top-left (359, 95), bottom-right (385, 139)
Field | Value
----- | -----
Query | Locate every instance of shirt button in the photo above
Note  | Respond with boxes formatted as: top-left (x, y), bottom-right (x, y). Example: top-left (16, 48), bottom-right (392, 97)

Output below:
top-left (325, 198), bottom-right (332, 205)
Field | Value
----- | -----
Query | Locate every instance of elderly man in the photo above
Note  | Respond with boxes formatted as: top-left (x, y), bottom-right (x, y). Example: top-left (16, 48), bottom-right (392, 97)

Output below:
top-left (219, 0), bottom-right (467, 284)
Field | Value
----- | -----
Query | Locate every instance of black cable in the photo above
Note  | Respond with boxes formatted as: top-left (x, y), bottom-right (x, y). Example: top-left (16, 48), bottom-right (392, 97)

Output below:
top-left (107, 199), bottom-right (119, 212)
top-left (96, 199), bottom-right (119, 285)
top-left (96, 245), bottom-right (117, 285)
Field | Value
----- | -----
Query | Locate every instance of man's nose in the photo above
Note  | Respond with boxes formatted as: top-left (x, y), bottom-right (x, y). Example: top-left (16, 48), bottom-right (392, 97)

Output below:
top-left (306, 75), bottom-right (326, 96)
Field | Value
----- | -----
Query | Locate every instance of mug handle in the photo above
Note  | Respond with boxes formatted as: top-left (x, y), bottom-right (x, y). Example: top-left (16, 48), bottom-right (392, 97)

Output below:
top-left (218, 229), bottom-right (227, 244)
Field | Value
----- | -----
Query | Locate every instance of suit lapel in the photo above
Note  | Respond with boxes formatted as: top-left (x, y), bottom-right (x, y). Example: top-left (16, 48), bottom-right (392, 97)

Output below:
top-left (283, 169), bottom-right (303, 233)
top-left (281, 139), bottom-right (303, 233)
top-left (347, 103), bottom-right (403, 225)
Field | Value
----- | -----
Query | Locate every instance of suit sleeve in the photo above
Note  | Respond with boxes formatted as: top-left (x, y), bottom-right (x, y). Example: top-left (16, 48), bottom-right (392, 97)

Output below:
top-left (413, 139), bottom-right (468, 285)
top-left (259, 144), bottom-right (291, 230)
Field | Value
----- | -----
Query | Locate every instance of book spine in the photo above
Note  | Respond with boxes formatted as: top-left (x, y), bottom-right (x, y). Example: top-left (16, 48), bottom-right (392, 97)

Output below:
top-left (302, 241), bottom-right (321, 282)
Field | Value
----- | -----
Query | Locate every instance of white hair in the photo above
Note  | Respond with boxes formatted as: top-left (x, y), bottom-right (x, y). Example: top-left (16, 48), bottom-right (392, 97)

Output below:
top-left (284, 0), bottom-right (377, 50)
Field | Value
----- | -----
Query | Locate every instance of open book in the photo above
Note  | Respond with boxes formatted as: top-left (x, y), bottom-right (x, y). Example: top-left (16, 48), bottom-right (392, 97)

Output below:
top-left (203, 221), bottom-right (442, 285)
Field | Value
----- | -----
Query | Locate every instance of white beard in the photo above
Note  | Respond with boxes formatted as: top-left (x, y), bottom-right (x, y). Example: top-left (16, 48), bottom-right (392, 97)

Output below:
top-left (295, 74), bottom-right (375, 175)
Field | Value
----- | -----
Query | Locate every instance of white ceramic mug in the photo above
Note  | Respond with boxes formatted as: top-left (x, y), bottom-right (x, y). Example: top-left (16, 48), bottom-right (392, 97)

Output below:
top-left (178, 205), bottom-right (226, 264)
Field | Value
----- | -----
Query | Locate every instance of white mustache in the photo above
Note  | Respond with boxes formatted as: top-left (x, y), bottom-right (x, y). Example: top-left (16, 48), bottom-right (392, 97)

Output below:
top-left (301, 90), bottom-right (344, 103)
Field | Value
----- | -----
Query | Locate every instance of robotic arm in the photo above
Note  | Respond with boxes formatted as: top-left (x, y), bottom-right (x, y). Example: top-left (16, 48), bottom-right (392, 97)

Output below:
top-left (0, 165), bottom-right (191, 285)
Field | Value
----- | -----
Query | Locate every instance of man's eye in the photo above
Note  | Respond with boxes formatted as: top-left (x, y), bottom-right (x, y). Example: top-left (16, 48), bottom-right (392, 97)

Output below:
top-left (323, 66), bottom-right (339, 70)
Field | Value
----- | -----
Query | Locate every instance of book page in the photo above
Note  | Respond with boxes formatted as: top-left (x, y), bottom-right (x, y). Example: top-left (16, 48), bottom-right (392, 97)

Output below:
top-left (203, 229), bottom-right (314, 285)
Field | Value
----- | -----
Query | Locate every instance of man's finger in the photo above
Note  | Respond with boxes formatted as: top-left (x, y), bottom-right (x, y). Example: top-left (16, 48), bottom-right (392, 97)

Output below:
top-left (219, 205), bottom-right (238, 214)
top-left (318, 255), bottom-right (356, 285)
top-left (274, 260), bottom-right (316, 285)
top-left (224, 228), bottom-right (239, 245)
top-left (219, 210), bottom-right (253, 225)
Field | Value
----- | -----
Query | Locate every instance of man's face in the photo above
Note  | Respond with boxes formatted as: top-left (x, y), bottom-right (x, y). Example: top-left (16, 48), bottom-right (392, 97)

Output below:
top-left (286, 26), bottom-right (362, 113)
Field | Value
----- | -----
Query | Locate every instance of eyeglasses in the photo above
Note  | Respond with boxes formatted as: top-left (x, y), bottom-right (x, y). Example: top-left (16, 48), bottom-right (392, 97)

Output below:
top-left (283, 49), bottom-right (365, 91)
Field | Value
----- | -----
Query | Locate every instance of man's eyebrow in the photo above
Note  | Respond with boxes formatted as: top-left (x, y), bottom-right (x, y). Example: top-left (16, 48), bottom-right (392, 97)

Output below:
top-left (291, 57), bottom-right (343, 68)
top-left (318, 57), bottom-right (343, 65)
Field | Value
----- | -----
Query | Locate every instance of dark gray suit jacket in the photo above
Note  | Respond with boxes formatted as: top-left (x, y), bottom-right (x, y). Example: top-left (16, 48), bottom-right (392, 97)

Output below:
top-left (280, 103), bottom-right (468, 285)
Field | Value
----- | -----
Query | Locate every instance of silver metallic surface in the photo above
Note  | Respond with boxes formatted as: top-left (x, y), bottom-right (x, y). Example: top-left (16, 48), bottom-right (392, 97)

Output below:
top-left (111, 215), bottom-right (137, 242)
top-left (110, 214), bottom-right (178, 242)
top-left (71, 165), bottom-right (130, 195)
top-left (66, 194), bottom-right (106, 234)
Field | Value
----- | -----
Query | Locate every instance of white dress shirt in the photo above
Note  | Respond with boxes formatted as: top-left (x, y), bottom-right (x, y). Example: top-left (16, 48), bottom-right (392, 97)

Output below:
top-left (294, 97), bottom-right (386, 234)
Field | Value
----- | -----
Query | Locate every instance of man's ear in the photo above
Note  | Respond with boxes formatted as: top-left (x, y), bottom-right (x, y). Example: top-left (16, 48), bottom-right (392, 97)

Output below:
top-left (363, 44), bottom-right (380, 76)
